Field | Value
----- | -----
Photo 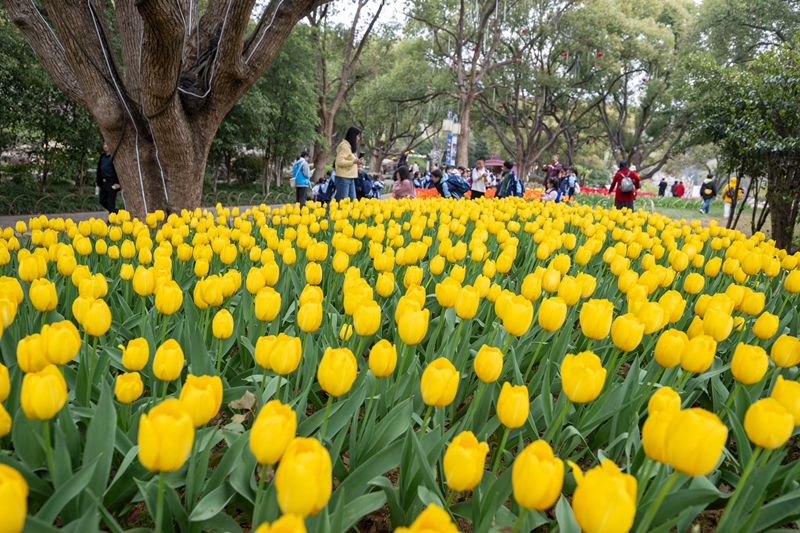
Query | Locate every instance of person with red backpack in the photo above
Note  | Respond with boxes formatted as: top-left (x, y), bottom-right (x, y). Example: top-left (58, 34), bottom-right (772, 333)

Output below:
top-left (607, 160), bottom-right (640, 210)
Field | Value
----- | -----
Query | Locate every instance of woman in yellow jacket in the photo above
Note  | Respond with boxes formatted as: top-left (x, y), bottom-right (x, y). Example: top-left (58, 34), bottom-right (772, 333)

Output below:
top-left (334, 126), bottom-right (363, 201)
top-left (721, 177), bottom-right (743, 218)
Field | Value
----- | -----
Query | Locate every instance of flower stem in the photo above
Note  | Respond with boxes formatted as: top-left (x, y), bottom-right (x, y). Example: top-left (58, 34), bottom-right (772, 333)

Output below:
top-left (543, 399), bottom-right (571, 444)
top-left (634, 469), bottom-right (681, 533)
top-left (319, 395), bottom-right (333, 443)
top-left (140, 297), bottom-right (147, 335)
top-left (511, 509), bottom-right (528, 533)
top-left (42, 420), bottom-right (55, 482)
top-left (523, 335), bottom-right (546, 383)
top-left (155, 471), bottom-right (166, 533)
top-left (252, 464), bottom-right (267, 528)
top-left (491, 426), bottom-right (510, 476)
top-left (464, 381), bottom-right (487, 430)
top-left (717, 447), bottom-right (763, 532)
top-left (445, 489), bottom-right (457, 507)
top-left (216, 339), bottom-right (224, 374)
top-left (358, 378), bottom-right (380, 443)
top-left (273, 374), bottom-right (281, 402)
top-left (418, 405), bottom-right (434, 434)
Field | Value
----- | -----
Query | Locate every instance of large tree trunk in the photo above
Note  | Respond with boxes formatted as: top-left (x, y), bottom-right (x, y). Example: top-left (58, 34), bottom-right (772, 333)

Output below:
top-left (456, 106), bottom-right (470, 168)
top-left (3, 0), bottom-right (328, 218)
top-left (766, 161), bottom-right (800, 252)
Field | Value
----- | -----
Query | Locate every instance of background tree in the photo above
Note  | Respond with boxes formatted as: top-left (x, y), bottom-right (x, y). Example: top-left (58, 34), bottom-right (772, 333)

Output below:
top-left (1, 0), bottom-right (328, 217)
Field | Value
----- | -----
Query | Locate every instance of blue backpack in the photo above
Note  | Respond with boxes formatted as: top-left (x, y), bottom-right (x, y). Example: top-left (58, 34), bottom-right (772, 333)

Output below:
top-left (447, 174), bottom-right (471, 195)
top-left (315, 180), bottom-right (336, 203)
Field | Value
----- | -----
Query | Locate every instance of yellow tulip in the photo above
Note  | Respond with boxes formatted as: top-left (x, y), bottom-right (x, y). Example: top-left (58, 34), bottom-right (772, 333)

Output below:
top-left (212, 309), bottom-right (234, 339)
top-left (502, 295), bottom-right (534, 336)
top-left (29, 278), bottom-right (58, 312)
top-left (305, 262), bottom-right (323, 286)
top-left (648, 386), bottom-right (681, 414)
top-left (404, 266), bottom-right (423, 288)
top-left (643, 409), bottom-right (677, 463)
top-left (317, 348), bottom-right (358, 397)
top-left (702, 308), bottom-right (733, 342)
top-left (153, 339), bottom-right (184, 381)
top-left (394, 504), bottom-right (459, 533)
top-left (635, 301), bottom-right (669, 335)
top-left (79, 273), bottom-right (108, 299)
top-left (654, 329), bottom-right (688, 369)
top-left (680, 335), bottom-right (716, 374)
top-left (683, 273), bottom-right (705, 295)
top-left (17, 333), bottom-right (48, 373)
top-left (557, 276), bottom-right (581, 306)
top-left (658, 290), bottom-right (685, 323)
top-left (687, 315), bottom-right (704, 339)
top-left (435, 277), bottom-right (461, 308)
top-left (115, 372), bottom-right (144, 404)
top-left (253, 514), bottom-right (307, 533)
top-left (138, 399), bottom-right (195, 472)
top-left (497, 382), bottom-right (529, 429)
top-left (250, 400), bottom-right (297, 465)
top-left (455, 285), bottom-right (480, 319)
top-left (752, 312), bottom-right (779, 340)
top-left (785, 269), bottom-right (800, 293)
top-left (770, 375), bottom-right (800, 425)
top-left (274, 437), bottom-right (332, 516)
top-left (520, 274), bottom-right (542, 301)
top-left (538, 296), bottom-right (569, 331)
top-left (430, 255), bottom-right (446, 275)
top-left (354, 299), bottom-right (381, 336)
top-left (41, 320), bottom-right (81, 365)
top-left (569, 460), bottom-right (637, 533)
top-left (744, 398), bottom-right (794, 449)
top-left (0, 403), bottom-right (11, 438)
top-left (297, 301), bottom-right (323, 333)
top-left (369, 340), bottom-right (397, 377)
top-left (376, 272), bottom-right (395, 297)
top-left (541, 267), bottom-right (560, 293)
top-left (474, 345), bottom-right (504, 383)
top-left (579, 299), bottom-right (614, 340)
top-left (664, 407), bottom-right (728, 476)
top-left (83, 299), bottom-right (112, 336)
top-left (154, 280), bottom-right (183, 315)
top-left (770, 334), bottom-right (800, 367)
top-left (611, 314), bottom-right (645, 352)
top-left (20, 364), bottom-right (68, 420)
top-left (254, 287), bottom-right (281, 322)
top-left (255, 333), bottom-right (302, 374)
top-left (0, 363), bottom-right (9, 402)
top-left (561, 351), bottom-right (606, 403)
top-left (133, 265), bottom-right (156, 296)
top-left (397, 305), bottom-right (430, 345)
top-left (512, 440), bottom-right (563, 511)
top-left (443, 431), bottom-right (489, 491)
top-left (421, 358), bottom-right (459, 407)
top-left (179, 374), bottom-right (223, 426)
top-left (0, 464), bottom-right (28, 533)
top-left (731, 343), bottom-right (768, 385)
top-left (120, 337), bottom-right (150, 371)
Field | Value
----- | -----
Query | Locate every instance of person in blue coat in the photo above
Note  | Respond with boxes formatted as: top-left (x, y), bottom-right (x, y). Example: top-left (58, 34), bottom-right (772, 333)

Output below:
top-left (292, 151), bottom-right (312, 206)
top-left (496, 161), bottom-right (524, 198)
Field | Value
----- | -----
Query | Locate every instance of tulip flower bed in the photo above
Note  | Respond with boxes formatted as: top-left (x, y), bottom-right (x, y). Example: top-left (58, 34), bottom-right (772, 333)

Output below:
top-left (1, 198), bottom-right (800, 533)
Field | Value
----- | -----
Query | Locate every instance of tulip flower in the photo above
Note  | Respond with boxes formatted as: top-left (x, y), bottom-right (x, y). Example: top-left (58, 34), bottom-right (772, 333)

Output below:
top-left (0, 363), bottom-right (9, 402)
top-left (404, 265), bottom-right (423, 288)
top-left (455, 285), bottom-right (480, 319)
top-left (40, 320), bottom-right (81, 365)
top-left (752, 312), bottom-right (779, 340)
top-left (253, 514), bottom-right (307, 533)
top-left (115, 372), bottom-right (144, 404)
top-left (421, 358), bottom-right (459, 407)
top-left (375, 272), bottom-right (395, 297)
top-left (665, 407), bottom-right (728, 476)
top-left (250, 400), bottom-right (297, 465)
top-left (785, 269), bottom-right (800, 293)
top-left (443, 431), bottom-right (489, 492)
top-left (368, 340), bottom-right (397, 377)
top-left (557, 276), bottom-right (581, 306)
top-left (520, 274), bottom-right (542, 301)
top-left (354, 299), bottom-right (381, 336)
top-left (305, 262), bottom-right (322, 286)
top-left (435, 277), bottom-right (461, 308)
top-left (643, 409), bottom-right (677, 463)
top-left (297, 301), bottom-right (323, 333)
top-left (744, 398), bottom-right (793, 449)
top-left (537, 297), bottom-right (566, 333)
top-left (611, 313), bottom-right (645, 352)
top-left (683, 272), bottom-right (705, 294)
top-left (740, 291), bottom-right (765, 316)
top-left (658, 290), bottom-right (686, 323)
top-left (120, 337), bottom-right (150, 371)
top-left (17, 333), bottom-right (48, 373)
top-left (155, 280), bottom-right (183, 315)
top-left (579, 299), bottom-right (614, 340)
top-left (474, 345), bottom-right (504, 383)
top-left (687, 315), bottom-right (704, 339)
top-left (770, 375), bottom-right (800, 425)
top-left (317, 347), bottom-right (358, 397)
top-left (180, 374), bottom-right (223, 427)
top-left (338, 323), bottom-right (353, 341)
top-left (0, 464), bottom-right (28, 533)
top-left (569, 460), bottom-right (637, 533)
top-left (138, 399), bottom-right (195, 472)
top-left (702, 308), bottom-right (733, 342)
top-left (635, 301), bottom-right (669, 335)
top-left (0, 403), bottom-right (11, 438)
top-left (497, 382), bottom-right (529, 429)
top-left (770, 334), bottom-right (800, 367)
top-left (21, 364), bottom-right (68, 420)
top-left (29, 278), bottom-right (58, 313)
top-left (680, 335), bottom-right (716, 374)
top-left (84, 299), bottom-right (112, 337)
top-left (255, 333), bottom-right (303, 374)
top-left (212, 309), bottom-right (234, 339)
top-left (254, 287), bottom-right (281, 322)
top-left (274, 437), bottom-right (332, 516)
top-left (397, 305), bottom-right (430, 345)
top-left (153, 339), bottom-right (185, 383)
top-left (511, 440), bottom-right (563, 512)
top-left (648, 386), bottom-right (681, 414)
top-left (133, 265), bottom-right (156, 296)
top-left (731, 343), bottom-right (768, 385)
top-left (394, 504), bottom-right (459, 533)
top-left (561, 351), bottom-right (606, 403)
top-left (654, 329), bottom-right (687, 369)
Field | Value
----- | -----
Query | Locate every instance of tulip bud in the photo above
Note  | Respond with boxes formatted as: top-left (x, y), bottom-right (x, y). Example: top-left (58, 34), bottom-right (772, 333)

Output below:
top-left (654, 329), bottom-right (687, 369)
top-left (421, 358), bottom-right (459, 407)
top-left (212, 309), bottom-right (234, 339)
top-left (771, 375), bottom-right (800, 425)
top-left (537, 296), bottom-right (567, 333)
top-left (752, 312), bottom-right (779, 340)
top-left (179, 375), bottom-right (223, 427)
top-left (643, 409), bottom-right (677, 463)
top-left (474, 345), bottom-right (504, 383)
top-left (376, 272), bottom-right (395, 297)
top-left (133, 265), bottom-right (156, 296)
top-left (338, 323), bottom-right (353, 341)
top-left (138, 399), bottom-right (195, 472)
top-left (250, 400), bottom-right (297, 465)
top-left (17, 333), bottom-right (48, 373)
top-left (274, 437), bottom-right (332, 516)
top-left (512, 440), bottom-right (563, 511)
top-left (648, 386), bottom-right (681, 414)
top-left (771, 334), bottom-right (800, 367)
top-left (21, 364), bottom-right (68, 420)
top-left (497, 382), bottom-right (529, 429)
top-left (396, 504), bottom-right (457, 532)
top-left (83, 299), bottom-right (112, 336)
top-left (41, 320), bottom-right (81, 365)
top-left (29, 278), bottom-right (58, 312)
top-left (397, 304), bottom-right (430, 345)
top-left (680, 335), bottom-right (716, 374)
top-left (665, 407), bottom-right (727, 476)
top-left (254, 287), bottom-right (281, 322)
top-left (317, 348), bottom-right (358, 397)
top-left (744, 398), bottom-right (793, 449)
top-left (297, 301), bottom-right (323, 333)
top-left (443, 431), bottom-right (489, 492)
top-left (354, 300), bottom-right (381, 336)
top-left (611, 313), bottom-right (645, 352)
top-left (0, 363), bottom-right (9, 402)
top-left (569, 460), bottom-right (637, 533)
top-left (0, 464), bottom-right (28, 533)
top-left (579, 299), bottom-right (614, 340)
top-left (153, 339), bottom-right (185, 381)
top-left (435, 277), bottom-right (461, 308)
top-left (115, 372), bottom-right (144, 404)
top-left (561, 351), bottom-right (606, 403)
top-left (683, 273), bottom-right (705, 295)
top-left (730, 342), bottom-right (768, 387)
top-left (369, 340), bottom-right (397, 377)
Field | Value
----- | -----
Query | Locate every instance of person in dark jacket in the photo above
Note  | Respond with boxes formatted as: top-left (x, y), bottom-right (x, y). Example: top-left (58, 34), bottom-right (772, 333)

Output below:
top-left (658, 178), bottom-right (668, 197)
top-left (431, 169), bottom-right (465, 199)
top-left (607, 160), bottom-right (640, 210)
top-left (496, 161), bottom-right (524, 198)
top-left (700, 175), bottom-right (717, 214)
top-left (96, 143), bottom-right (121, 213)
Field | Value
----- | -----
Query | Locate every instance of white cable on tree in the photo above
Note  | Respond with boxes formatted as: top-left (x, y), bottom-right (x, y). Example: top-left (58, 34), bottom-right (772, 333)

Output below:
top-left (177, 0), bottom-right (234, 99)
top-left (245, 0), bottom-right (287, 64)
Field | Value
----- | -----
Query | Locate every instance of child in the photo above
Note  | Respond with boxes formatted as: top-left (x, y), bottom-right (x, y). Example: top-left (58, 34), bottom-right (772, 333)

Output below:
top-left (541, 178), bottom-right (560, 202)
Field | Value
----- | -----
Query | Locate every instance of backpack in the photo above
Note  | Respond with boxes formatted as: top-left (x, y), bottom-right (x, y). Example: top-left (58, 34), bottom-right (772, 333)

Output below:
top-left (568, 174), bottom-right (577, 188)
top-left (619, 169), bottom-right (634, 193)
top-left (290, 160), bottom-right (302, 188)
top-left (555, 189), bottom-right (563, 202)
top-left (559, 177), bottom-right (571, 195)
top-left (315, 180), bottom-right (336, 203)
top-left (447, 174), bottom-right (471, 195)
top-left (726, 186), bottom-right (736, 199)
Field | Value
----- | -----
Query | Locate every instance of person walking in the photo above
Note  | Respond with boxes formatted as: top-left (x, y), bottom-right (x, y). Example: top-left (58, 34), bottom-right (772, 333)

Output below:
top-left (607, 160), bottom-right (640, 210)
top-left (291, 151), bottom-right (312, 206)
top-left (334, 126), bottom-right (363, 201)
top-left (699, 174), bottom-right (717, 214)
top-left (496, 161), bottom-right (524, 198)
top-left (721, 177), bottom-right (743, 218)
top-left (470, 157), bottom-right (488, 199)
top-left (658, 178), bottom-right (668, 197)
top-left (673, 181), bottom-right (685, 198)
top-left (392, 165), bottom-right (416, 199)
top-left (96, 143), bottom-right (121, 214)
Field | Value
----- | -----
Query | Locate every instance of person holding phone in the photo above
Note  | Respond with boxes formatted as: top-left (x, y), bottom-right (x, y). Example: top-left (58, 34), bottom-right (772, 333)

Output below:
top-left (335, 126), bottom-right (363, 201)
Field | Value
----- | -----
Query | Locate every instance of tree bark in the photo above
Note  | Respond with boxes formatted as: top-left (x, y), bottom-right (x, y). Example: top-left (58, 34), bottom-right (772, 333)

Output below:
top-left (766, 159), bottom-right (800, 251)
top-left (2, 0), bottom-right (329, 218)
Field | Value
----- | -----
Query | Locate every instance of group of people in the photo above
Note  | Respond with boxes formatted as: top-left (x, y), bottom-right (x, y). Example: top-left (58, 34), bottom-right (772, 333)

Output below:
top-left (540, 156), bottom-right (579, 202)
top-left (657, 178), bottom-right (686, 198)
top-left (700, 175), bottom-right (743, 217)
